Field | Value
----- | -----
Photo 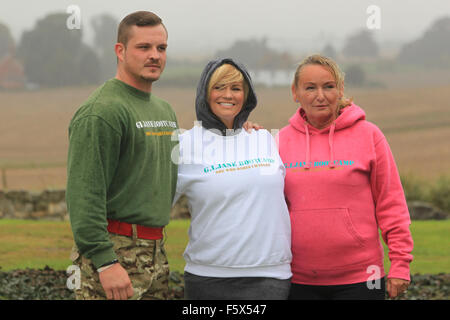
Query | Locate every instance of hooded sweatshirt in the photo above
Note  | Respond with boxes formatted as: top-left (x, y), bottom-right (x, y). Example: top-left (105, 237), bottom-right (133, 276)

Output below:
top-left (278, 103), bottom-right (413, 285)
top-left (173, 58), bottom-right (292, 278)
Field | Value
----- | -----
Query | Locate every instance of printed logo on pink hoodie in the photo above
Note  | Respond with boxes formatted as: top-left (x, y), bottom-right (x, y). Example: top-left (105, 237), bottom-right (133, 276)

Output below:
top-left (278, 103), bottom-right (413, 285)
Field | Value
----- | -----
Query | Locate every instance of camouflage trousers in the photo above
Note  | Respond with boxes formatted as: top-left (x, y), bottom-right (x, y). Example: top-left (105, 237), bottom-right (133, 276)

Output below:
top-left (70, 232), bottom-right (170, 300)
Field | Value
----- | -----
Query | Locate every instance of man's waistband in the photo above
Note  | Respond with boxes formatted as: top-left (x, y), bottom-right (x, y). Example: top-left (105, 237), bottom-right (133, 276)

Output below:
top-left (107, 219), bottom-right (163, 240)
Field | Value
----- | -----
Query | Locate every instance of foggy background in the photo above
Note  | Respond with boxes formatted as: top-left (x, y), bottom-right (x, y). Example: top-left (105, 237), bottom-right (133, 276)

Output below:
top-left (2, 0), bottom-right (450, 55)
top-left (1, 0), bottom-right (450, 88)
top-left (0, 1), bottom-right (449, 297)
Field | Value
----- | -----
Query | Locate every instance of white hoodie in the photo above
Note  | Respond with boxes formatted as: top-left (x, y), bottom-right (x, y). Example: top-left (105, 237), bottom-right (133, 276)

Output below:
top-left (174, 126), bottom-right (292, 279)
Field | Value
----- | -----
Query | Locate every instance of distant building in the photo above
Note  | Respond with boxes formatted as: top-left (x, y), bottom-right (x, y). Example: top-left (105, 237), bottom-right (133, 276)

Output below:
top-left (0, 53), bottom-right (26, 90)
top-left (249, 69), bottom-right (294, 87)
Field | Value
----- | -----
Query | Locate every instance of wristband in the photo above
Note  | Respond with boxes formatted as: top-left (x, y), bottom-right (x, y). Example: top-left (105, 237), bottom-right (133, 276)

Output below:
top-left (97, 259), bottom-right (118, 273)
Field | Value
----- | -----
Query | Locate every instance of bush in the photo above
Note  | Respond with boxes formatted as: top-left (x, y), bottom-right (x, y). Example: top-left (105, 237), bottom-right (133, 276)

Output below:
top-left (400, 174), bottom-right (450, 214)
top-left (428, 175), bottom-right (450, 213)
top-left (400, 174), bottom-right (429, 202)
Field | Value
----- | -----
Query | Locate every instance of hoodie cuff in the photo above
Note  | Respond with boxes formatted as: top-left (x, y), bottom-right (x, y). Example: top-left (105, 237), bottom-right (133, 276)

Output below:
top-left (388, 259), bottom-right (411, 281)
top-left (90, 248), bottom-right (118, 270)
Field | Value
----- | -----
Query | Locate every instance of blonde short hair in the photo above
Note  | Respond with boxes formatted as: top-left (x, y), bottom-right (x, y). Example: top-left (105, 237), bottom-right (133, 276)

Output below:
top-left (207, 64), bottom-right (249, 102)
top-left (293, 54), bottom-right (352, 110)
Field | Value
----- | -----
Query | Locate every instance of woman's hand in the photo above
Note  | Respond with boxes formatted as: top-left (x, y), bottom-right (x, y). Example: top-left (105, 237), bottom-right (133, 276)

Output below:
top-left (387, 278), bottom-right (410, 298)
top-left (243, 121), bottom-right (264, 133)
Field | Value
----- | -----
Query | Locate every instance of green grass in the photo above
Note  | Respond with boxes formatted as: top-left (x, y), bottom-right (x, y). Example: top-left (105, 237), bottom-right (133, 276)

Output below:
top-left (0, 219), bottom-right (190, 273)
top-left (393, 220), bottom-right (450, 274)
top-left (0, 219), bottom-right (449, 275)
top-left (164, 219), bottom-right (190, 272)
top-left (380, 220), bottom-right (450, 274)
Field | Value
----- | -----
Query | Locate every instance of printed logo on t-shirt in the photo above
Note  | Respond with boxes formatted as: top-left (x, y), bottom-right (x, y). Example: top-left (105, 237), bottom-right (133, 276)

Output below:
top-left (203, 157), bottom-right (276, 174)
top-left (136, 120), bottom-right (177, 137)
top-left (136, 120), bottom-right (177, 129)
top-left (285, 159), bottom-right (355, 172)
top-left (173, 126), bottom-right (280, 176)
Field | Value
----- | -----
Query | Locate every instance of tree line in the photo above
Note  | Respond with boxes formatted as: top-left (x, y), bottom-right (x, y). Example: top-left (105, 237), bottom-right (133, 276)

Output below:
top-left (1, 13), bottom-right (449, 88)
top-left (0, 12), bottom-right (117, 88)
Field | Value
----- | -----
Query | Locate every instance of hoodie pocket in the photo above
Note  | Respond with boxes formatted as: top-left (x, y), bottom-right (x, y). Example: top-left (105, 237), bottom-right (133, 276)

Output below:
top-left (291, 208), bottom-right (367, 269)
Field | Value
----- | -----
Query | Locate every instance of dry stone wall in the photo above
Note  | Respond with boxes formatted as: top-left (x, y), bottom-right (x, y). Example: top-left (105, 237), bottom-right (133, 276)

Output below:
top-left (0, 190), bottom-right (190, 220)
top-left (0, 190), bottom-right (67, 220)
top-left (0, 189), bottom-right (447, 221)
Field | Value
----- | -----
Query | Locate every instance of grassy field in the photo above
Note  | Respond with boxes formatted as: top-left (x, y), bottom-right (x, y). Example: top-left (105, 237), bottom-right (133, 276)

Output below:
top-left (0, 82), bottom-right (449, 190)
top-left (0, 219), bottom-right (189, 273)
top-left (0, 219), bottom-right (449, 275)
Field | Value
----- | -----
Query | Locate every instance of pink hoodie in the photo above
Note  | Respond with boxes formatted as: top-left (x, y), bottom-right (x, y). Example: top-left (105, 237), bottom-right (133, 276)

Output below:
top-left (278, 103), bottom-right (413, 285)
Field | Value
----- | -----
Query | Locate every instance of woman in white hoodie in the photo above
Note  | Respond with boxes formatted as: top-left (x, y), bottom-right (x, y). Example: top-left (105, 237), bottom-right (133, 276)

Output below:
top-left (173, 58), bottom-right (292, 300)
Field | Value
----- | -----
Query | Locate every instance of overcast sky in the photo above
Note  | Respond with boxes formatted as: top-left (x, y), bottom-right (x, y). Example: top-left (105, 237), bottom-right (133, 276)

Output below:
top-left (1, 0), bottom-right (449, 57)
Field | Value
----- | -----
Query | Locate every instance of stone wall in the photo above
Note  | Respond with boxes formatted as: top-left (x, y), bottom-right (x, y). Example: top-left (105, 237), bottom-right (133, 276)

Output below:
top-left (0, 190), bottom-right (67, 220)
top-left (0, 190), bottom-right (190, 221)
top-left (0, 189), bottom-right (447, 221)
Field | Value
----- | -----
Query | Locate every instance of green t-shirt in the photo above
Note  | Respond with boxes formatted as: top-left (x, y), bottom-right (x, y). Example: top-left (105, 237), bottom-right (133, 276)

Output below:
top-left (66, 79), bottom-right (178, 268)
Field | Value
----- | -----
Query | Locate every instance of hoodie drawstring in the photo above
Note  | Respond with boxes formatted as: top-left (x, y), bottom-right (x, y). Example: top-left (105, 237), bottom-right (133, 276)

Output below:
top-left (304, 124), bottom-right (311, 169)
top-left (328, 123), bottom-right (336, 168)
top-left (304, 122), bottom-right (336, 169)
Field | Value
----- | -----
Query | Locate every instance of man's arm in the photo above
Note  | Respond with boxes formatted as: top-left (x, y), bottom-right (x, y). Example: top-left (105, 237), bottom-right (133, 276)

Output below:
top-left (66, 115), bottom-right (121, 268)
top-left (67, 115), bottom-right (134, 299)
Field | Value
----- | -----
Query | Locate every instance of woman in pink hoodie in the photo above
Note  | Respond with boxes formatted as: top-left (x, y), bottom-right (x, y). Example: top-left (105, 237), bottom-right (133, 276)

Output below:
top-left (278, 54), bottom-right (413, 300)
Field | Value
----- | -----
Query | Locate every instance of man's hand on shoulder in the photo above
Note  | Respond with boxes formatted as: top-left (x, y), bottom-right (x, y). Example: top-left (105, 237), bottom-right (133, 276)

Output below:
top-left (243, 120), bottom-right (264, 133)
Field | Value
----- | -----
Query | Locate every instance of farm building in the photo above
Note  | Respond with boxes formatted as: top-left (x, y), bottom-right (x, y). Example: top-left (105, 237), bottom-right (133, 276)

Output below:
top-left (0, 53), bottom-right (26, 90)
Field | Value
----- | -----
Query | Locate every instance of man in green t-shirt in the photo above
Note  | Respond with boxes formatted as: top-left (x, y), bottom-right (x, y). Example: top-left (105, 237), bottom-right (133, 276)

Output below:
top-left (66, 11), bottom-right (178, 300)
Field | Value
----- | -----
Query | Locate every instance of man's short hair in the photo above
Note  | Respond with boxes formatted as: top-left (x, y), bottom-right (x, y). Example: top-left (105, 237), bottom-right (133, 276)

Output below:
top-left (117, 11), bottom-right (167, 46)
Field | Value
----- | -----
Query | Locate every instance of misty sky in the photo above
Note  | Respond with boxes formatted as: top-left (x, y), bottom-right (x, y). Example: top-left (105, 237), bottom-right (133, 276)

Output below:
top-left (1, 0), bottom-right (450, 57)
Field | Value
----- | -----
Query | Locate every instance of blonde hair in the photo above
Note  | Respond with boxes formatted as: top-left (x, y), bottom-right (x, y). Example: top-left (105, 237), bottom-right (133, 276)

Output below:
top-left (207, 64), bottom-right (249, 102)
top-left (293, 54), bottom-right (352, 110)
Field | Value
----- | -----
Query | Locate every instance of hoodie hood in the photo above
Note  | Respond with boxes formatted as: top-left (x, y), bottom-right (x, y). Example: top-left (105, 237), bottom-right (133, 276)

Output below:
top-left (195, 58), bottom-right (257, 135)
top-left (288, 103), bottom-right (366, 169)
